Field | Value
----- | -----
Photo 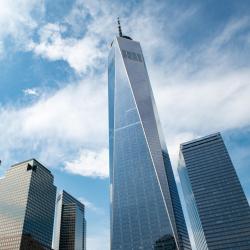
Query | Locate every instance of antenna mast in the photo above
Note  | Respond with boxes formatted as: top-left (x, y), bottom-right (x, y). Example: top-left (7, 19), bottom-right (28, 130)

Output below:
top-left (117, 17), bottom-right (123, 37)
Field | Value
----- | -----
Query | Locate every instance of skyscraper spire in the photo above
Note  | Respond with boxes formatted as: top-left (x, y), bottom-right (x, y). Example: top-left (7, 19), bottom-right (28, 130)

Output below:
top-left (117, 17), bottom-right (123, 37)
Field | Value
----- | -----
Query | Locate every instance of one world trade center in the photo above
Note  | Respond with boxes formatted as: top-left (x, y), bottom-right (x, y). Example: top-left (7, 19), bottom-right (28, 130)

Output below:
top-left (108, 19), bottom-right (191, 250)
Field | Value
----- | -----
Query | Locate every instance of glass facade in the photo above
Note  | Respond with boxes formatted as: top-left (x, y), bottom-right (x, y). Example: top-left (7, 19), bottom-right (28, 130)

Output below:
top-left (109, 36), bottom-right (191, 250)
top-left (178, 133), bottom-right (250, 250)
top-left (0, 159), bottom-right (56, 250)
top-left (53, 190), bottom-right (86, 250)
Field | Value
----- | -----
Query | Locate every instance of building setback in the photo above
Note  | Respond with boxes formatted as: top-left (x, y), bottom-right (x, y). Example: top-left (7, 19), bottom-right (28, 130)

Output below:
top-left (178, 133), bottom-right (250, 250)
top-left (0, 159), bottom-right (56, 250)
top-left (108, 21), bottom-right (191, 250)
top-left (53, 190), bottom-right (86, 250)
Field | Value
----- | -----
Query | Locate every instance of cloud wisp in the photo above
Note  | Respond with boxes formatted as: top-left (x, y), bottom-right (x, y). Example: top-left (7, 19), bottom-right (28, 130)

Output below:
top-left (78, 197), bottom-right (104, 214)
top-left (0, 0), bottom-right (44, 54)
top-left (23, 88), bottom-right (40, 97)
top-left (64, 149), bottom-right (109, 179)
top-left (29, 23), bottom-right (105, 74)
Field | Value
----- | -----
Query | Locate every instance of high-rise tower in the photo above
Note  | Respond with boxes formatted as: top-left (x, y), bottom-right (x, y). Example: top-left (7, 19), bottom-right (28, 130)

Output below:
top-left (178, 133), bottom-right (250, 249)
top-left (53, 190), bottom-right (86, 250)
top-left (0, 159), bottom-right (56, 250)
top-left (108, 20), bottom-right (191, 250)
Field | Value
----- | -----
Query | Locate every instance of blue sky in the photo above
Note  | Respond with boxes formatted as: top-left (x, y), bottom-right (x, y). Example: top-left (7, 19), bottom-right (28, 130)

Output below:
top-left (0, 0), bottom-right (250, 249)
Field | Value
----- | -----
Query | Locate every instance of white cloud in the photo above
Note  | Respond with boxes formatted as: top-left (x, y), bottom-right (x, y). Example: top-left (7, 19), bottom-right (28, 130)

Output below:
top-left (21, 78), bottom-right (107, 145)
top-left (27, 0), bottom-right (116, 74)
top-left (29, 22), bottom-right (105, 74)
top-left (0, 0), bottom-right (44, 51)
top-left (211, 17), bottom-right (250, 49)
top-left (157, 69), bottom-right (250, 135)
top-left (78, 197), bottom-right (104, 214)
top-left (64, 149), bottom-right (108, 179)
top-left (23, 88), bottom-right (39, 96)
top-left (0, 76), bottom-right (107, 173)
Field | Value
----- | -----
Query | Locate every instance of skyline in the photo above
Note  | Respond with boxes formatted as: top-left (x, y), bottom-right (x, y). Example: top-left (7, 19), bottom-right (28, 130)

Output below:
top-left (0, 0), bottom-right (250, 249)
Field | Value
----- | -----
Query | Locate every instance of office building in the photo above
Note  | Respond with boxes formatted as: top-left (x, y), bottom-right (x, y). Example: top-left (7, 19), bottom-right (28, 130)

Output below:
top-left (178, 133), bottom-right (250, 249)
top-left (0, 159), bottom-right (56, 250)
top-left (53, 190), bottom-right (86, 250)
top-left (108, 20), bottom-right (191, 249)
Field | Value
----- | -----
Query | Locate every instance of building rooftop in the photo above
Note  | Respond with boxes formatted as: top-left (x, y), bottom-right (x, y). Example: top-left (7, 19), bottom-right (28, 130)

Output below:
top-left (180, 132), bottom-right (221, 150)
top-left (11, 158), bottom-right (53, 175)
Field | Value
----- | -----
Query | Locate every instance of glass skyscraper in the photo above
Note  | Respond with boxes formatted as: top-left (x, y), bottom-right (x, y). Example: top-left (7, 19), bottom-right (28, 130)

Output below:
top-left (0, 159), bottom-right (56, 250)
top-left (178, 133), bottom-right (250, 250)
top-left (108, 25), bottom-right (191, 250)
top-left (53, 190), bottom-right (86, 250)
